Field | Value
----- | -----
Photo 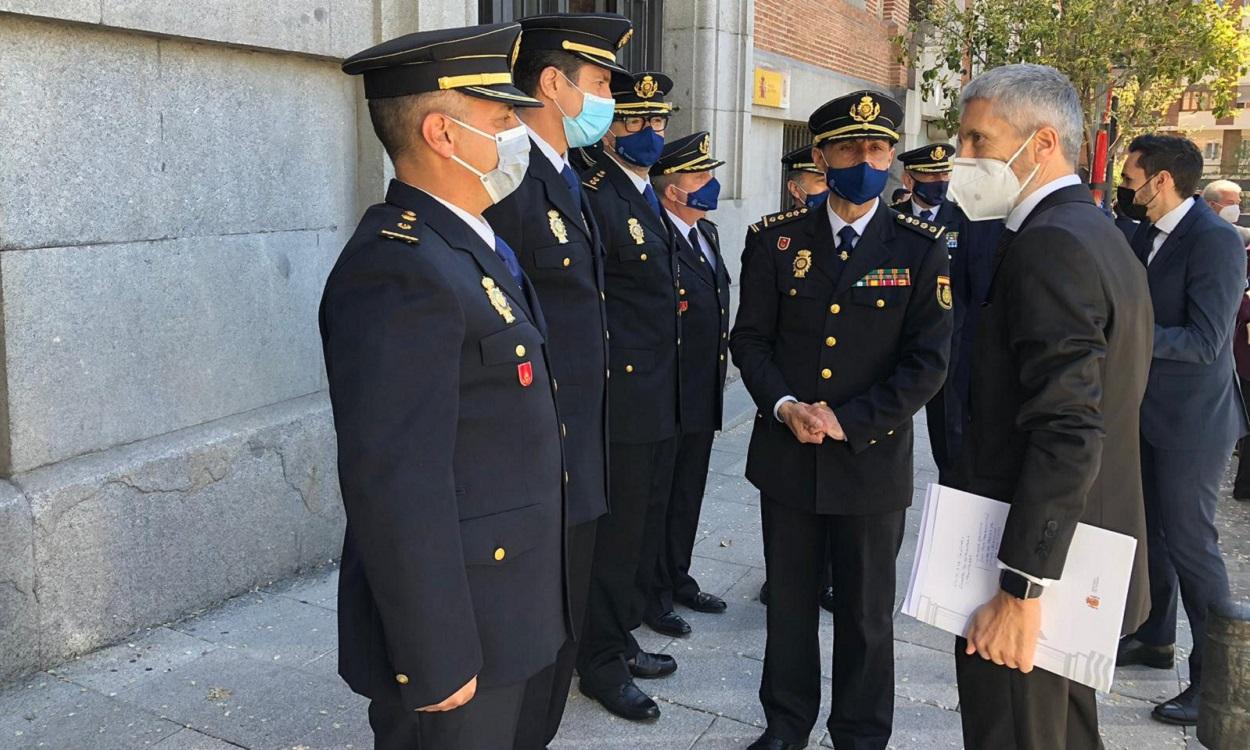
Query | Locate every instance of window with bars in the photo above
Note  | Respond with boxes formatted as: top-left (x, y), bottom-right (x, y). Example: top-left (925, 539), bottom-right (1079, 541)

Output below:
top-left (479, 0), bottom-right (663, 72)
top-left (779, 121), bottom-right (814, 211)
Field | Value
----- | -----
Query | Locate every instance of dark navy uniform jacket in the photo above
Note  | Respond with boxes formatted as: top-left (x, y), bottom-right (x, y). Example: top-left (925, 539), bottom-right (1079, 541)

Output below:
top-left (487, 137), bottom-right (610, 526)
top-left (673, 217), bottom-right (731, 433)
top-left (583, 157), bottom-right (683, 444)
top-left (731, 202), bottom-right (952, 515)
top-left (320, 180), bottom-right (570, 712)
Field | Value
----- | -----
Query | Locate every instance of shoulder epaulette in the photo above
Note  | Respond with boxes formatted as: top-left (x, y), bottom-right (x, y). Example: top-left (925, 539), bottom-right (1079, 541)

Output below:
top-left (891, 207), bottom-right (945, 241)
top-left (379, 207), bottom-right (421, 245)
top-left (583, 169), bottom-right (607, 192)
top-left (756, 206), bottom-right (809, 232)
top-left (890, 198), bottom-right (909, 209)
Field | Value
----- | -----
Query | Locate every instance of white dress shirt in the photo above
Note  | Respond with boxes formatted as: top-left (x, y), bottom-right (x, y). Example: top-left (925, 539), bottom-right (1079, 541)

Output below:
top-left (1004, 173), bottom-right (1082, 232)
top-left (414, 185), bottom-right (496, 250)
top-left (772, 200), bottom-right (880, 421)
top-left (1147, 197), bottom-right (1195, 264)
top-left (527, 125), bottom-right (571, 175)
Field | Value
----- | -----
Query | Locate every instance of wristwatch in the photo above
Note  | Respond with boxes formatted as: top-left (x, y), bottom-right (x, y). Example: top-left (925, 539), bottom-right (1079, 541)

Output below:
top-left (999, 569), bottom-right (1044, 600)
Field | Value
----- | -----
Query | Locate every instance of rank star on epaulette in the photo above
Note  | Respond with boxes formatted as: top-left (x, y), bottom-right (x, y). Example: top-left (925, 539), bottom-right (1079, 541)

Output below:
top-left (583, 169), bottom-right (607, 192)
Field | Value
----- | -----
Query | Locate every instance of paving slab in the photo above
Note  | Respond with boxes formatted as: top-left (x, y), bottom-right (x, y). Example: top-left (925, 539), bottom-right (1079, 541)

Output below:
top-left (170, 593), bottom-right (337, 669)
top-left (0, 676), bottom-right (181, 749)
top-left (53, 626), bottom-right (218, 696)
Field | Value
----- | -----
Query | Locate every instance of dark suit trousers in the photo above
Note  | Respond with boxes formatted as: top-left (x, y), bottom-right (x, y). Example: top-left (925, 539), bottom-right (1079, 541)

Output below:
top-left (369, 679), bottom-right (528, 750)
top-left (513, 519), bottom-right (597, 749)
top-left (1132, 438), bottom-right (1232, 685)
top-left (955, 639), bottom-right (1100, 750)
top-left (759, 497), bottom-right (905, 749)
top-left (646, 430), bottom-right (716, 617)
top-left (576, 438), bottom-right (679, 689)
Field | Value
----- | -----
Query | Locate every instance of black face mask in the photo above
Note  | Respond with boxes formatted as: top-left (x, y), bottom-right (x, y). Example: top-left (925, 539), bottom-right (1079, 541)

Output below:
top-left (1116, 184), bottom-right (1153, 222)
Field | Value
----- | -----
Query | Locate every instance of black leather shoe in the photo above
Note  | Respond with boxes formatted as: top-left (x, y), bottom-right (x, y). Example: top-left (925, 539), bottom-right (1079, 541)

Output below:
top-left (627, 651), bottom-right (677, 678)
top-left (1152, 685), bottom-right (1199, 726)
top-left (819, 586), bottom-right (835, 614)
top-left (759, 581), bottom-right (770, 606)
top-left (746, 733), bottom-right (806, 750)
top-left (679, 591), bottom-right (727, 613)
top-left (578, 680), bottom-right (660, 721)
top-left (1116, 637), bottom-right (1175, 669)
top-left (645, 610), bottom-right (692, 637)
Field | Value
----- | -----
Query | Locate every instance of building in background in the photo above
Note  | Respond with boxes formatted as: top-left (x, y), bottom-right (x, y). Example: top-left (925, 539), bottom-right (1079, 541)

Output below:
top-left (0, 0), bottom-right (931, 683)
top-left (1167, 76), bottom-right (1250, 199)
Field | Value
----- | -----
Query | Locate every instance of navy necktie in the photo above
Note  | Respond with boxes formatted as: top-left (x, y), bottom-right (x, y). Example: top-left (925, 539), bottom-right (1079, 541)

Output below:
top-left (689, 227), bottom-right (715, 271)
top-left (837, 225), bottom-right (858, 256)
top-left (643, 183), bottom-right (663, 219)
top-left (560, 164), bottom-right (582, 204)
top-left (1132, 226), bottom-right (1161, 265)
top-left (494, 234), bottom-right (525, 289)
top-left (920, 209), bottom-right (934, 223)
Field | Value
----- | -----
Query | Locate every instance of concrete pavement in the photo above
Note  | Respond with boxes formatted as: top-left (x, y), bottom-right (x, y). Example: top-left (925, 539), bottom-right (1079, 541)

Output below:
top-left (4, 378), bottom-right (1246, 749)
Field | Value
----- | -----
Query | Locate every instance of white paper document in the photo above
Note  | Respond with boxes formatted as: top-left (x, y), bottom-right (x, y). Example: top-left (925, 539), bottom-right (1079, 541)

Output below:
top-left (902, 484), bottom-right (1136, 692)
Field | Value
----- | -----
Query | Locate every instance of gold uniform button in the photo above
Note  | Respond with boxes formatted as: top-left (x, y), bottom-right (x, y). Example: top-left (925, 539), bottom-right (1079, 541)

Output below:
top-left (821, 368), bottom-right (832, 379)
top-left (789, 288), bottom-right (797, 297)
top-left (625, 365), bottom-right (634, 373)
top-left (563, 257), bottom-right (571, 267)
top-left (601, 292), bottom-right (606, 301)
top-left (825, 337), bottom-right (837, 347)
top-left (515, 344), bottom-right (526, 358)
top-left (722, 332), bottom-right (727, 339)
top-left (494, 548), bottom-right (506, 561)
top-left (719, 354), bottom-right (725, 361)
top-left (869, 439), bottom-right (878, 445)
top-left (876, 299), bottom-right (885, 308)
top-left (640, 253), bottom-right (648, 261)
top-left (818, 400), bottom-right (828, 406)
top-left (396, 673), bottom-right (410, 685)
top-left (680, 288), bottom-right (687, 295)
top-left (830, 304), bottom-right (841, 314)
top-left (564, 471), bottom-right (570, 484)
top-left (887, 430), bottom-right (895, 436)
top-left (562, 423), bottom-right (568, 438)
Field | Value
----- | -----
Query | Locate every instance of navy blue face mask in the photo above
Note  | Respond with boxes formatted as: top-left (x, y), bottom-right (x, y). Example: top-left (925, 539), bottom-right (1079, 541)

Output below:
top-left (678, 177), bottom-right (721, 211)
top-left (910, 180), bottom-right (949, 207)
top-left (804, 190), bottom-right (829, 210)
top-left (825, 162), bottom-right (890, 205)
top-left (614, 127), bottom-right (665, 167)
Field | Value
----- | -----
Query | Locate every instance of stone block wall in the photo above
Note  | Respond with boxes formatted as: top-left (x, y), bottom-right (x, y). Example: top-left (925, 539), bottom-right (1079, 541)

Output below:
top-left (0, 0), bottom-right (474, 682)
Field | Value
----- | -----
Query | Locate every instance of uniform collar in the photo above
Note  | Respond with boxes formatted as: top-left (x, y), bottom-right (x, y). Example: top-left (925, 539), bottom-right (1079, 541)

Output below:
top-left (527, 125), bottom-right (569, 175)
top-left (605, 150), bottom-right (651, 194)
top-left (827, 197), bottom-right (878, 239)
top-left (410, 183), bottom-right (495, 250)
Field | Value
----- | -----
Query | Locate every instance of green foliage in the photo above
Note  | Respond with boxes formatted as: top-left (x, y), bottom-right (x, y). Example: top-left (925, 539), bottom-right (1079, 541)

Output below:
top-left (894, 0), bottom-right (1250, 157)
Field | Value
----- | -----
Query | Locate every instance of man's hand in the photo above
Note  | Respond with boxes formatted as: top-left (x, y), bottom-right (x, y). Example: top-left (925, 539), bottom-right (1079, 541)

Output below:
top-left (778, 401), bottom-right (827, 444)
top-left (417, 676), bottom-right (477, 712)
top-left (811, 403), bottom-right (846, 441)
top-left (964, 591), bottom-right (1041, 672)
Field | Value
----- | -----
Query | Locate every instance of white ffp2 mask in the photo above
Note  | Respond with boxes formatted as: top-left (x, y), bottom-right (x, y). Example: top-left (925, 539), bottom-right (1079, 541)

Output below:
top-left (947, 132), bottom-right (1040, 221)
top-left (447, 117), bottom-right (531, 204)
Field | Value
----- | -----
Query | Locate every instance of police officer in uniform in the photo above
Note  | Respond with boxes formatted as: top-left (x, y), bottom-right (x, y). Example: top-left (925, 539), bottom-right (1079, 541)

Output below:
top-left (747, 147), bottom-right (835, 612)
top-left (643, 132), bottom-right (731, 631)
top-left (323, 24), bottom-right (568, 750)
top-left (480, 14), bottom-right (632, 748)
top-left (575, 71), bottom-right (683, 722)
top-left (894, 143), bottom-right (1003, 488)
top-left (731, 91), bottom-right (952, 750)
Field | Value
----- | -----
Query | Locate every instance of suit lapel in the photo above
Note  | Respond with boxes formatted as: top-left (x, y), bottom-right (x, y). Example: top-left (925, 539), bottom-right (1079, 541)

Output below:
top-left (1148, 200), bottom-right (1203, 276)
top-left (529, 140), bottom-right (591, 241)
top-left (835, 205), bottom-right (892, 294)
top-left (675, 222), bottom-right (717, 287)
top-left (396, 185), bottom-right (535, 320)
top-left (602, 157), bottom-right (667, 240)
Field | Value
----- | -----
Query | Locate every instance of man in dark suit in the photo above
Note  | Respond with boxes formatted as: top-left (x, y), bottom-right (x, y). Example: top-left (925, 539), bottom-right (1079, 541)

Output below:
top-left (949, 64), bottom-right (1153, 749)
top-left (746, 148), bottom-right (835, 612)
top-left (732, 90), bottom-right (952, 750)
top-left (575, 70), bottom-right (683, 722)
top-left (323, 25), bottom-right (568, 750)
top-left (480, 14), bottom-right (632, 748)
top-left (1114, 133), bottom-right (1248, 725)
top-left (641, 132), bottom-right (732, 631)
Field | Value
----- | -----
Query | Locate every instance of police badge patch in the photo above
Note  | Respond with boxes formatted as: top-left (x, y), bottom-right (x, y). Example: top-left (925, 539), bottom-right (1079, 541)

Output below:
top-left (793, 249), bottom-right (812, 279)
top-left (777, 236), bottom-right (791, 251)
top-left (937, 275), bottom-right (953, 310)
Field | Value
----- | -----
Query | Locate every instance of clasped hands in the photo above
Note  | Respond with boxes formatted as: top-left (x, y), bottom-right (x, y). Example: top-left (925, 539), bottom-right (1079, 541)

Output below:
top-left (778, 400), bottom-right (846, 444)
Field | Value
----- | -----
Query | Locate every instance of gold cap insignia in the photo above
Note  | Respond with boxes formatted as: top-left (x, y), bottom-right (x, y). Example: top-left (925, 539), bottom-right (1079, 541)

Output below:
top-left (635, 75), bottom-right (659, 99)
top-left (931, 146), bottom-right (947, 161)
top-left (617, 28), bottom-right (634, 49)
top-left (699, 134), bottom-right (710, 155)
top-left (850, 95), bottom-right (880, 124)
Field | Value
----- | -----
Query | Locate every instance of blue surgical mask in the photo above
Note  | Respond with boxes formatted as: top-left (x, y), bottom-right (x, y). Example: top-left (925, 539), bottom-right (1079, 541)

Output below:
top-left (677, 177), bottom-right (721, 211)
top-left (614, 127), bottom-right (666, 167)
top-left (555, 72), bottom-right (615, 148)
top-left (825, 161), bottom-right (889, 205)
top-left (910, 180), bottom-right (949, 207)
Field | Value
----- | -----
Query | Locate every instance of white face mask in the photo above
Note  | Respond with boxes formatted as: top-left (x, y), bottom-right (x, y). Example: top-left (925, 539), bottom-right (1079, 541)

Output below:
top-left (947, 131), bottom-right (1040, 221)
top-left (1218, 203), bottom-right (1241, 225)
top-left (446, 116), bottom-right (530, 204)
